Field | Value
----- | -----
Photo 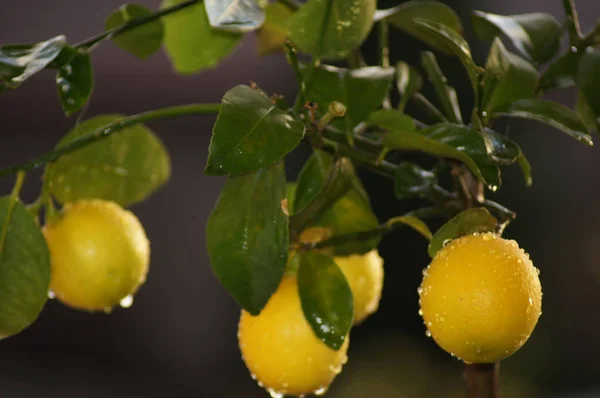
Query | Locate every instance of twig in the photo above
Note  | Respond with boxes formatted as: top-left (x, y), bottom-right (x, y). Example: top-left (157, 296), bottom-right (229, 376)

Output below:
top-left (465, 363), bottom-right (500, 398)
top-left (562, 0), bottom-right (582, 47)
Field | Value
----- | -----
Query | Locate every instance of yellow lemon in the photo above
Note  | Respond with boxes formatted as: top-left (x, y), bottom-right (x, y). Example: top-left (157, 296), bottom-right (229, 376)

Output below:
top-left (419, 232), bottom-right (542, 363)
top-left (335, 250), bottom-right (384, 324)
top-left (43, 199), bottom-right (150, 312)
top-left (238, 276), bottom-right (349, 397)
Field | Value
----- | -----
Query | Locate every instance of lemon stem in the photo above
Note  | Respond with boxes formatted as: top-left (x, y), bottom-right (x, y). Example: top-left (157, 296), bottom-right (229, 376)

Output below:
top-left (464, 363), bottom-right (499, 398)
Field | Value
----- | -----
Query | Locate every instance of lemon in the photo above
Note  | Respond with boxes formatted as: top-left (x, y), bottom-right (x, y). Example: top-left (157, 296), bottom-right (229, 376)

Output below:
top-left (238, 276), bottom-right (349, 396)
top-left (419, 232), bottom-right (542, 363)
top-left (335, 250), bottom-right (384, 324)
top-left (43, 199), bottom-right (150, 312)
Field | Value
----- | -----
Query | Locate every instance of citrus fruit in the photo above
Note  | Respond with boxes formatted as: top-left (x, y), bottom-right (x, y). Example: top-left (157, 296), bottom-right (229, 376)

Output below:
top-left (419, 232), bottom-right (542, 363)
top-left (238, 276), bottom-right (349, 397)
top-left (43, 199), bottom-right (150, 312)
top-left (335, 250), bottom-right (384, 324)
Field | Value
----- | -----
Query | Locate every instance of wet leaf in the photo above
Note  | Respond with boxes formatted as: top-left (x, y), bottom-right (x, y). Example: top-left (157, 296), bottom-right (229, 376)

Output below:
top-left (205, 0), bottom-right (264, 32)
top-left (540, 50), bottom-right (581, 91)
top-left (421, 51), bottom-right (462, 123)
top-left (105, 4), bottom-right (164, 60)
top-left (578, 50), bottom-right (600, 117)
top-left (367, 109), bottom-right (416, 132)
top-left (394, 162), bottom-right (437, 199)
top-left (56, 49), bottom-right (93, 116)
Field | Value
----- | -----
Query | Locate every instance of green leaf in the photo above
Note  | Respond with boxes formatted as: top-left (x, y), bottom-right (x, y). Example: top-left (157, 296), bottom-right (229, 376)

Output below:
top-left (389, 215), bottom-right (433, 240)
top-left (290, 157), bottom-right (354, 233)
top-left (576, 91), bottom-right (598, 133)
top-left (105, 4), bottom-right (164, 60)
top-left (493, 99), bottom-right (593, 146)
top-left (421, 51), bottom-right (462, 123)
top-left (256, 2), bottom-right (294, 56)
top-left (540, 50), bottom-right (581, 91)
top-left (206, 85), bottom-right (305, 176)
top-left (396, 61), bottom-right (422, 111)
top-left (0, 197), bottom-right (50, 337)
top-left (286, 182), bottom-right (297, 216)
top-left (428, 208), bottom-right (498, 258)
top-left (288, 0), bottom-right (376, 60)
top-left (472, 11), bottom-right (561, 64)
top-left (56, 50), bottom-right (93, 116)
top-left (394, 162), bottom-right (437, 199)
top-left (517, 152), bottom-right (532, 187)
top-left (0, 36), bottom-right (65, 88)
top-left (49, 115), bottom-right (171, 206)
top-left (578, 50), bottom-right (600, 117)
top-left (376, 1), bottom-right (463, 53)
top-left (382, 128), bottom-right (498, 189)
top-left (481, 38), bottom-right (538, 115)
top-left (207, 163), bottom-right (288, 315)
top-left (298, 251), bottom-right (353, 350)
top-left (304, 65), bottom-right (394, 130)
top-left (294, 150), bottom-right (333, 214)
top-left (367, 109), bottom-right (416, 132)
top-left (205, 0), bottom-right (265, 32)
top-left (411, 18), bottom-right (479, 91)
top-left (161, 0), bottom-right (242, 74)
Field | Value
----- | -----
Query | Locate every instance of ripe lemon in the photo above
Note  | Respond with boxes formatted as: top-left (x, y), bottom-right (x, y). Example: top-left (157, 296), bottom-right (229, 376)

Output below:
top-left (43, 199), bottom-right (150, 312)
top-left (335, 250), bottom-right (384, 324)
top-left (238, 276), bottom-right (349, 397)
top-left (419, 232), bottom-right (542, 363)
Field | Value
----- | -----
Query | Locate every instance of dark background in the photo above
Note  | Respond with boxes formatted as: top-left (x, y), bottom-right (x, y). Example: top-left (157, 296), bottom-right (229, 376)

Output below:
top-left (1, 1), bottom-right (600, 397)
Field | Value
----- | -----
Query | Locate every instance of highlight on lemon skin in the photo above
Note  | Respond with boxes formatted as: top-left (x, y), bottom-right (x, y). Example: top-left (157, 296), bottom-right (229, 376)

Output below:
top-left (238, 276), bottom-right (349, 397)
top-left (43, 199), bottom-right (150, 312)
top-left (419, 232), bottom-right (542, 364)
top-left (335, 250), bottom-right (384, 325)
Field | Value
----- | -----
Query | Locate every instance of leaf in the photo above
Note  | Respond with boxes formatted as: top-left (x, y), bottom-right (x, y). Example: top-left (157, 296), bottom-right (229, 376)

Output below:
top-left (367, 109), bottom-right (416, 132)
top-left (412, 18), bottom-right (479, 91)
top-left (540, 50), bottom-right (581, 91)
top-left (394, 162), bottom-right (437, 199)
top-left (286, 182), bottom-right (297, 216)
top-left (298, 251), bottom-right (353, 350)
top-left (49, 115), bottom-right (171, 206)
top-left (396, 61), bottom-right (422, 111)
top-left (376, 1), bottom-right (463, 53)
top-left (288, 0), bottom-right (376, 60)
top-left (421, 51), bottom-right (462, 123)
top-left (493, 99), bottom-right (593, 146)
top-left (0, 36), bottom-right (65, 88)
top-left (105, 4), bottom-right (164, 60)
top-left (472, 11), bottom-right (561, 64)
top-left (205, 0), bottom-right (265, 32)
top-left (304, 65), bottom-right (394, 130)
top-left (382, 128), bottom-right (497, 189)
top-left (256, 2), bottom-right (294, 56)
top-left (294, 150), bottom-right (334, 214)
top-left (428, 208), bottom-right (498, 258)
top-left (481, 38), bottom-right (538, 115)
top-left (56, 50), bottom-right (93, 116)
top-left (576, 91), bottom-right (598, 133)
top-left (290, 157), bottom-right (354, 233)
top-left (517, 152), bottom-right (532, 187)
top-left (161, 0), bottom-right (242, 74)
top-left (389, 215), bottom-right (433, 240)
top-left (577, 50), bottom-right (600, 117)
top-left (206, 85), bottom-right (305, 176)
top-left (206, 163), bottom-right (288, 315)
top-left (0, 197), bottom-right (50, 337)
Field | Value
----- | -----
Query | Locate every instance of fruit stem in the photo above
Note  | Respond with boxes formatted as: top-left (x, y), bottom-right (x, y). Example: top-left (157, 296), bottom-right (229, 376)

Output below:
top-left (464, 362), bottom-right (500, 398)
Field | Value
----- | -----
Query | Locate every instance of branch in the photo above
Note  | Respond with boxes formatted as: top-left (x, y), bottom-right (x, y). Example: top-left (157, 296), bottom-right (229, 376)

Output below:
top-left (562, 0), bottom-right (582, 46)
top-left (465, 363), bottom-right (500, 398)
top-left (0, 103), bottom-right (221, 178)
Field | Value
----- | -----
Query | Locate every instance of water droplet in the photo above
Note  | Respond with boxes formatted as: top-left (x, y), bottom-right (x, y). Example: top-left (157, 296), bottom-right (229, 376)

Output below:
top-left (482, 233), bottom-right (492, 241)
top-left (481, 111), bottom-right (488, 117)
top-left (442, 239), bottom-right (452, 247)
top-left (536, 268), bottom-right (541, 275)
top-left (417, 287), bottom-right (423, 295)
top-left (490, 185), bottom-right (498, 192)
top-left (120, 295), bottom-right (134, 308)
top-left (314, 386), bottom-right (329, 396)
top-left (267, 388), bottom-right (283, 398)
top-left (476, 347), bottom-right (482, 354)
top-left (328, 364), bottom-right (342, 374)
top-left (571, 46), bottom-right (578, 52)
top-left (528, 297), bottom-right (533, 306)
top-left (48, 291), bottom-right (55, 299)
top-left (418, 309), bottom-right (423, 316)
top-left (425, 330), bottom-right (432, 337)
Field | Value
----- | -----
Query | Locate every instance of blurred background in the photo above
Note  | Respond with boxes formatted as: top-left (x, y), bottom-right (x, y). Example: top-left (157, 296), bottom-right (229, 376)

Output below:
top-left (1, 0), bottom-right (599, 397)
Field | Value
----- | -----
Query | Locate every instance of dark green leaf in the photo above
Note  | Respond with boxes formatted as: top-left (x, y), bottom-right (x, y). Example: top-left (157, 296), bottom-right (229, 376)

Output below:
top-left (376, 1), bottom-right (463, 53)
top-left (205, 0), bottom-right (264, 32)
top-left (472, 11), bottom-right (561, 64)
top-left (298, 251), bottom-right (353, 350)
top-left (493, 99), bottom-right (593, 146)
top-left (578, 50), bottom-right (600, 117)
top-left (394, 162), bottom-right (437, 199)
top-left (294, 150), bottom-right (333, 214)
top-left (0, 36), bottom-right (65, 88)
top-left (161, 0), bottom-right (242, 74)
top-left (0, 197), bottom-right (50, 337)
top-left (56, 50), bottom-right (93, 116)
top-left (576, 91), bottom-right (598, 133)
top-left (291, 157), bottom-right (354, 233)
top-left (256, 2), bottom-right (294, 56)
top-left (288, 0), bottom-right (376, 59)
top-left (428, 208), bottom-right (498, 257)
top-left (367, 109), bottom-right (416, 132)
top-left (304, 65), bottom-right (394, 130)
top-left (206, 85), bottom-right (305, 176)
top-left (286, 182), bottom-right (297, 216)
top-left (517, 152), bottom-right (532, 187)
top-left (105, 4), bottom-right (164, 60)
top-left (396, 61), bottom-right (422, 111)
top-left (206, 163), bottom-right (288, 315)
top-left (481, 38), bottom-right (538, 115)
top-left (389, 214), bottom-right (433, 240)
top-left (49, 115), bottom-right (171, 206)
top-left (421, 51), bottom-right (462, 123)
top-left (540, 50), bottom-right (581, 91)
